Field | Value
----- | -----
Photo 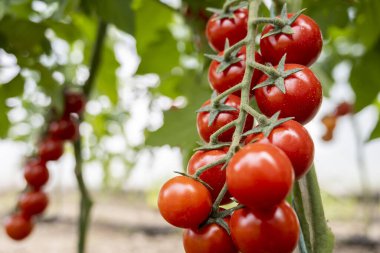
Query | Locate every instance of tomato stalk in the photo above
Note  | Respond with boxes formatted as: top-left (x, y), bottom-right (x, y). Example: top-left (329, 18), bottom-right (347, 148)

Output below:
top-left (73, 19), bottom-right (108, 253)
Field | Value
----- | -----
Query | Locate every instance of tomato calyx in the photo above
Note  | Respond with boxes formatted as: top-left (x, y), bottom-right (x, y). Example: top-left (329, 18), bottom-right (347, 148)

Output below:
top-left (252, 54), bottom-right (302, 93)
top-left (243, 111), bottom-right (294, 138)
top-left (205, 41), bottom-right (243, 73)
top-left (174, 171), bottom-right (214, 191)
top-left (260, 4), bottom-right (306, 39)
top-left (197, 95), bottom-right (238, 126)
top-left (206, 1), bottom-right (248, 19)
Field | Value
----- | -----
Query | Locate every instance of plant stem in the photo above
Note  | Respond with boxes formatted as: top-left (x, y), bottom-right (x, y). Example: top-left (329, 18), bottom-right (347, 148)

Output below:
top-left (194, 157), bottom-right (228, 178)
top-left (74, 19), bottom-right (108, 253)
top-left (212, 84), bottom-right (243, 104)
top-left (242, 104), bottom-right (270, 124)
top-left (249, 60), bottom-right (281, 77)
top-left (253, 17), bottom-right (286, 26)
top-left (212, 183), bottom-right (228, 211)
top-left (223, 0), bottom-right (241, 12)
top-left (223, 39), bottom-right (247, 60)
top-left (210, 120), bottom-right (237, 144)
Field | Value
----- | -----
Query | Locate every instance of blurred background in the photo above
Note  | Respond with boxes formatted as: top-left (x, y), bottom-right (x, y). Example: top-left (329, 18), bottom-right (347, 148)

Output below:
top-left (0, 0), bottom-right (379, 252)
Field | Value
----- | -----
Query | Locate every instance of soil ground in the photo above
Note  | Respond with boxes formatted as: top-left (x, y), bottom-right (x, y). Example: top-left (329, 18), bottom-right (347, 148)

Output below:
top-left (0, 191), bottom-right (379, 253)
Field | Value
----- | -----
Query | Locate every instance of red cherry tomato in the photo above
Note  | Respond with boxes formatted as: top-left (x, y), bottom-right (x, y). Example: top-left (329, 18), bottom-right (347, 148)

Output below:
top-left (49, 116), bottom-right (79, 141)
top-left (197, 95), bottom-right (254, 143)
top-left (245, 120), bottom-right (314, 179)
top-left (158, 176), bottom-right (212, 229)
top-left (24, 158), bottom-right (49, 189)
top-left (230, 202), bottom-right (300, 253)
top-left (38, 137), bottom-right (64, 162)
top-left (64, 90), bottom-right (86, 115)
top-left (209, 47), bottom-right (263, 95)
top-left (4, 213), bottom-right (34, 241)
top-left (19, 190), bottom-right (49, 216)
top-left (206, 8), bottom-right (248, 52)
top-left (226, 143), bottom-right (294, 211)
top-left (260, 14), bottom-right (322, 66)
top-left (187, 149), bottom-right (231, 204)
top-left (183, 217), bottom-right (238, 253)
top-left (255, 64), bottom-right (322, 125)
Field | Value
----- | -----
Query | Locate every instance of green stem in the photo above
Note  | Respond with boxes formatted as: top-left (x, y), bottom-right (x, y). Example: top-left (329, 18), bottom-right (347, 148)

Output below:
top-left (253, 16), bottom-right (286, 26)
top-left (194, 157), bottom-right (227, 178)
top-left (74, 19), bottom-right (108, 253)
top-left (249, 61), bottom-right (281, 77)
top-left (212, 83), bottom-right (243, 104)
top-left (242, 104), bottom-right (270, 124)
top-left (293, 165), bottom-right (335, 253)
top-left (223, 39), bottom-right (247, 60)
top-left (210, 120), bottom-right (237, 144)
top-left (212, 183), bottom-right (228, 212)
top-left (223, 0), bottom-right (241, 12)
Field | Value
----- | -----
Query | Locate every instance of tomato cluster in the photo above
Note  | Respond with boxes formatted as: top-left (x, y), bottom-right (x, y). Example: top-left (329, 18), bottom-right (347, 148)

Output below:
top-left (159, 3), bottom-right (323, 253)
top-left (4, 90), bottom-right (86, 241)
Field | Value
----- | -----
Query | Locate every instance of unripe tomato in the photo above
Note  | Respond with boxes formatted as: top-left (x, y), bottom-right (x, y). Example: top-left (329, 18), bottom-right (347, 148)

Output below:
top-left (19, 190), bottom-right (49, 216)
top-left (24, 158), bottom-right (49, 189)
top-left (187, 149), bottom-right (231, 204)
top-left (158, 176), bottom-right (212, 229)
top-left (38, 137), bottom-right (64, 162)
top-left (197, 95), bottom-right (254, 143)
top-left (260, 14), bottom-right (322, 66)
top-left (206, 8), bottom-right (248, 52)
top-left (4, 213), bottom-right (34, 241)
top-left (209, 47), bottom-right (263, 96)
top-left (255, 64), bottom-right (322, 125)
top-left (230, 202), bottom-right (300, 253)
top-left (64, 90), bottom-right (86, 115)
top-left (226, 143), bottom-right (294, 211)
top-left (245, 120), bottom-right (314, 179)
top-left (183, 217), bottom-right (238, 253)
top-left (49, 116), bottom-right (79, 141)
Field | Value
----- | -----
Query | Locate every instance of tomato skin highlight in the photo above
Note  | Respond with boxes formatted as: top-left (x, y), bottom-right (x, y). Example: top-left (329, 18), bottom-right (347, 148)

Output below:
top-left (245, 120), bottom-right (314, 179)
top-left (158, 176), bottom-right (212, 229)
top-left (24, 158), bottom-right (49, 189)
top-left (208, 47), bottom-right (263, 96)
top-left (38, 137), bottom-right (64, 162)
top-left (260, 14), bottom-right (322, 67)
top-left (183, 217), bottom-right (238, 253)
top-left (255, 64), bottom-right (322, 125)
top-left (19, 190), bottom-right (49, 216)
top-left (230, 202), bottom-right (300, 253)
top-left (206, 8), bottom-right (248, 52)
top-left (187, 149), bottom-right (231, 204)
top-left (226, 143), bottom-right (294, 211)
top-left (4, 213), bottom-right (34, 241)
top-left (197, 95), bottom-right (254, 143)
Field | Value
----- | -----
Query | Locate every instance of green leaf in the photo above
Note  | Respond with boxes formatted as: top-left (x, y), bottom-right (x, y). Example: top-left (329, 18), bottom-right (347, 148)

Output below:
top-left (0, 93), bottom-right (10, 138)
top-left (368, 101), bottom-right (380, 141)
top-left (145, 71), bottom-right (210, 149)
top-left (0, 73), bottom-right (24, 98)
top-left (294, 165), bottom-right (335, 253)
top-left (350, 48), bottom-right (380, 111)
top-left (95, 43), bottom-right (119, 104)
top-left (92, 0), bottom-right (135, 35)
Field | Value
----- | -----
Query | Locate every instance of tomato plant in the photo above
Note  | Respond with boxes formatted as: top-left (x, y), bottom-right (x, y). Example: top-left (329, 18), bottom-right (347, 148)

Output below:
top-left (226, 143), bottom-right (294, 211)
top-left (255, 64), bottom-right (322, 125)
top-left (245, 120), bottom-right (314, 178)
top-left (260, 14), bottom-right (323, 67)
top-left (230, 202), bottom-right (300, 253)
top-left (206, 8), bottom-right (248, 52)
top-left (158, 176), bottom-right (212, 228)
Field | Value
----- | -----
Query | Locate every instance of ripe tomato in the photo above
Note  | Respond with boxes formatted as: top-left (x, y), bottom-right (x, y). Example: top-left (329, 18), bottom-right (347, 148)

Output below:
top-left (208, 47), bottom-right (263, 95)
top-left (183, 217), bottom-right (238, 253)
top-left (158, 176), bottom-right (212, 228)
top-left (187, 149), bottom-right (231, 204)
top-left (24, 158), bottom-right (49, 189)
top-left (49, 116), bottom-right (79, 141)
top-left (4, 213), bottom-right (34, 241)
top-left (260, 14), bottom-right (322, 66)
top-left (245, 120), bottom-right (314, 179)
top-left (19, 190), bottom-right (49, 216)
top-left (230, 202), bottom-right (300, 253)
top-left (226, 143), bottom-right (294, 211)
top-left (64, 90), bottom-right (86, 115)
top-left (206, 8), bottom-right (248, 52)
top-left (255, 64), bottom-right (322, 125)
top-left (197, 95), bottom-right (254, 143)
top-left (38, 137), bottom-right (64, 162)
